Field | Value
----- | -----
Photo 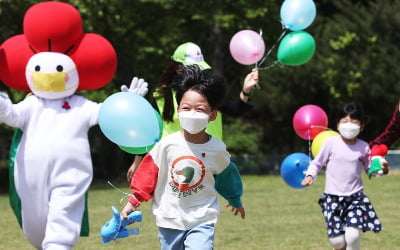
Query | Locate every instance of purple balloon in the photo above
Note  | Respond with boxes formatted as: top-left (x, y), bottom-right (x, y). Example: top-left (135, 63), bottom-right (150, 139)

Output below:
top-left (229, 30), bottom-right (265, 65)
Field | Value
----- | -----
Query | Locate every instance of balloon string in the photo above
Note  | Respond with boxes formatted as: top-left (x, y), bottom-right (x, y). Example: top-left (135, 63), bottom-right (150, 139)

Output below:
top-left (306, 126), bottom-right (334, 162)
top-left (255, 29), bottom-right (264, 68)
top-left (257, 28), bottom-right (289, 68)
top-left (310, 125), bottom-right (329, 130)
top-left (308, 128), bottom-right (312, 163)
top-left (258, 60), bottom-right (284, 71)
top-left (107, 180), bottom-right (133, 204)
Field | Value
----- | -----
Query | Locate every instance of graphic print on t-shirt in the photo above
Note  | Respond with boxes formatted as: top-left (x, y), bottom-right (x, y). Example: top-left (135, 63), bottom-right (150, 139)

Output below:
top-left (170, 155), bottom-right (206, 193)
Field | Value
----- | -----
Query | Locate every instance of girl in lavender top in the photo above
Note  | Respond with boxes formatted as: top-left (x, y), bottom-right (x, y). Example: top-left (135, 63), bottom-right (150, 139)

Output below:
top-left (301, 101), bottom-right (382, 250)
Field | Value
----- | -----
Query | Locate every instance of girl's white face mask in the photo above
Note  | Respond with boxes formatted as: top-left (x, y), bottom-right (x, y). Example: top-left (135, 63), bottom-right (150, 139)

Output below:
top-left (178, 110), bottom-right (210, 134)
top-left (338, 122), bottom-right (360, 139)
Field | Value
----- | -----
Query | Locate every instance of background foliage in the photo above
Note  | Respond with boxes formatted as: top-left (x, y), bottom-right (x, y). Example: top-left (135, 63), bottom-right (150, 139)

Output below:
top-left (0, 0), bottom-right (400, 179)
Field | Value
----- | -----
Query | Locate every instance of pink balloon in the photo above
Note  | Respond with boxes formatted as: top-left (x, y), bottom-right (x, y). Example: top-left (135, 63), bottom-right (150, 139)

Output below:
top-left (229, 30), bottom-right (265, 65)
top-left (292, 104), bottom-right (328, 140)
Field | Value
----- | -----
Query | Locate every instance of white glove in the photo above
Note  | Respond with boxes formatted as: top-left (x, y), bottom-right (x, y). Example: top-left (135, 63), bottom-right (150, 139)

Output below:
top-left (0, 91), bottom-right (13, 123)
top-left (120, 77), bottom-right (148, 96)
top-left (0, 91), bottom-right (12, 108)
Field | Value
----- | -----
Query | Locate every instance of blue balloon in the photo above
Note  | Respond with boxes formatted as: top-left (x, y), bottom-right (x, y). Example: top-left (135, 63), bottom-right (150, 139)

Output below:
top-left (118, 109), bottom-right (163, 154)
top-left (280, 0), bottom-right (317, 31)
top-left (99, 92), bottom-right (160, 148)
top-left (280, 152), bottom-right (311, 189)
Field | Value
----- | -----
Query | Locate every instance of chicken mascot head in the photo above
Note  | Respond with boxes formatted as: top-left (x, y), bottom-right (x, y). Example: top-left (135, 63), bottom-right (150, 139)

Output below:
top-left (0, 2), bottom-right (147, 249)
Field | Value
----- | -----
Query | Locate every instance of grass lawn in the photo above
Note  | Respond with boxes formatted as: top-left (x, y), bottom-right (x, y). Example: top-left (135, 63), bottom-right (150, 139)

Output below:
top-left (1, 172), bottom-right (400, 249)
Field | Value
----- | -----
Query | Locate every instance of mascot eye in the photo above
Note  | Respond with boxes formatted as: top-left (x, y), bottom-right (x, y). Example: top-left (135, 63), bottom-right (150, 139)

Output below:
top-left (56, 65), bottom-right (64, 72)
top-left (35, 65), bottom-right (41, 71)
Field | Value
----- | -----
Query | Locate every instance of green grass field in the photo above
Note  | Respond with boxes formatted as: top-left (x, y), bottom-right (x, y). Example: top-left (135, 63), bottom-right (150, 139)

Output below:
top-left (1, 172), bottom-right (400, 250)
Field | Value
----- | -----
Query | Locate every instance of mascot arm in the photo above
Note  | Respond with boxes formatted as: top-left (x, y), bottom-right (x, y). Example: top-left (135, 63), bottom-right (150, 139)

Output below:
top-left (120, 77), bottom-right (148, 97)
top-left (0, 92), bottom-right (32, 128)
top-left (0, 92), bottom-right (19, 127)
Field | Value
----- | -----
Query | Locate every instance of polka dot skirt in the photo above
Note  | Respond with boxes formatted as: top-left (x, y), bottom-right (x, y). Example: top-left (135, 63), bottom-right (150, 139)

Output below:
top-left (318, 191), bottom-right (382, 238)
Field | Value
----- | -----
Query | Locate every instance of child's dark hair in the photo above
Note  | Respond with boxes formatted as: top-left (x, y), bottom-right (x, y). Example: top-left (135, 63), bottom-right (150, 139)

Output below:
top-left (172, 65), bottom-right (227, 110)
top-left (336, 101), bottom-right (366, 124)
top-left (151, 61), bottom-right (182, 122)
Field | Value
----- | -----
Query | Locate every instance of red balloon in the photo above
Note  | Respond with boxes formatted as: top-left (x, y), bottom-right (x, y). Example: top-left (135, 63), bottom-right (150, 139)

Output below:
top-left (0, 2), bottom-right (117, 92)
top-left (70, 33), bottom-right (117, 90)
top-left (0, 35), bottom-right (34, 91)
top-left (292, 104), bottom-right (328, 140)
top-left (23, 1), bottom-right (84, 53)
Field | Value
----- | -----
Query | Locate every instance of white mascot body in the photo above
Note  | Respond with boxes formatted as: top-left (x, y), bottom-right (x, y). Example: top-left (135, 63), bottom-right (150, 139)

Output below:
top-left (0, 2), bottom-right (147, 249)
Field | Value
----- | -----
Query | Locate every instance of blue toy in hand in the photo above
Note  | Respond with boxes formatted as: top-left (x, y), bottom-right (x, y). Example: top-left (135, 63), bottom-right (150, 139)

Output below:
top-left (100, 206), bottom-right (142, 243)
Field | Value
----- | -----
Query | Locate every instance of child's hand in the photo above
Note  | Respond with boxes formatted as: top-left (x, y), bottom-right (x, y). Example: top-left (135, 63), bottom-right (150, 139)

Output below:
top-left (301, 175), bottom-right (314, 186)
top-left (369, 144), bottom-right (389, 178)
top-left (382, 160), bottom-right (389, 174)
top-left (242, 68), bottom-right (259, 93)
top-left (226, 204), bottom-right (246, 219)
top-left (120, 202), bottom-right (137, 220)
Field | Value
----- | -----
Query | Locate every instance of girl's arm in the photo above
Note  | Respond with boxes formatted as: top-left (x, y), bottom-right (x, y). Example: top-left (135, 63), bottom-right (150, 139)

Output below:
top-left (304, 137), bottom-right (333, 180)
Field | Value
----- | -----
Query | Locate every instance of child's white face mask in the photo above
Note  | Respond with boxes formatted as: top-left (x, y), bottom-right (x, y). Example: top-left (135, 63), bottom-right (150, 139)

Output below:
top-left (338, 122), bottom-right (360, 139)
top-left (178, 110), bottom-right (210, 134)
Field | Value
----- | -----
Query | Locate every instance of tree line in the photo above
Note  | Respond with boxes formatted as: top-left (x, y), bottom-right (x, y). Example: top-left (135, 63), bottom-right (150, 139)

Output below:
top-left (0, 0), bottom-right (399, 179)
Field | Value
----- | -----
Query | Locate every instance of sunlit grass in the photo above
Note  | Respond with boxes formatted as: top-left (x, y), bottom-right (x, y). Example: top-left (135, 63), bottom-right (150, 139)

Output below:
top-left (1, 172), bottom-right (399, 249)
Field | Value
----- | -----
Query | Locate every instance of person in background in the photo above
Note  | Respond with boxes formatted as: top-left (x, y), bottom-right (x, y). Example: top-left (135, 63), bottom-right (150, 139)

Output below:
top-left (121, 65), bottom-right (245, 250)
top-left (368, 100), bottom-right (400, 175)
top-left (301, 101), bottom-right (383, 250)
top-left (369, 100), bottom-right (400, 148)
top-left (126, 42), bottom-right (259, 181)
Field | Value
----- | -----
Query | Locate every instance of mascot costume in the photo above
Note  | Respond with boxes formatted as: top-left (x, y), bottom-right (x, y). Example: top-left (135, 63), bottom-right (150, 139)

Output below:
top-left (0, 2), bottom-right (147, 249)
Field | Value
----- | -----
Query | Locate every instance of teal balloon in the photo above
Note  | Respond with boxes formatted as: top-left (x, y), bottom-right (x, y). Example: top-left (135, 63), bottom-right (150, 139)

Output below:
top-left (280, 0), bottom-right (317, 31)
top-left (99, 92), bottom-right (160, 148)
top-left (118, 109), bottom-right (163, 154)
top-left (277, 31), bottom-right (316, 66)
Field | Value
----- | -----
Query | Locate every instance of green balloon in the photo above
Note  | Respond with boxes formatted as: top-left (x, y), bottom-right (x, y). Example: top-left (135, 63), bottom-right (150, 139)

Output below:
top-left (119, 144), bottom-right (156, 154)
top-left (277, 31), bottom-right (316, 66)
